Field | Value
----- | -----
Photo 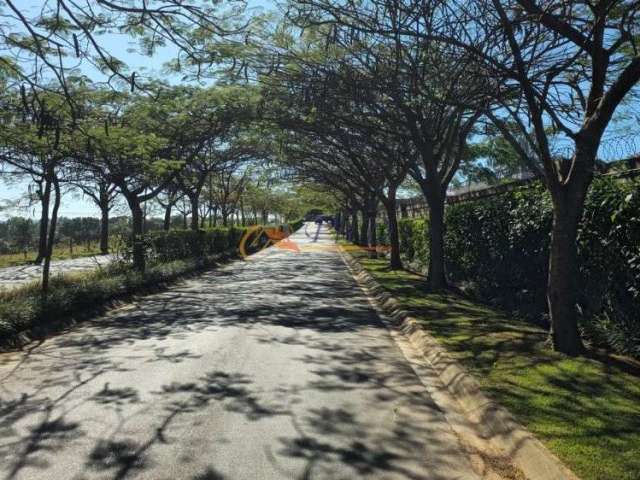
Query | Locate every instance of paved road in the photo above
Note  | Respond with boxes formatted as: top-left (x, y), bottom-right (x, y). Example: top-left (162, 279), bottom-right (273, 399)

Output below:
top-left (0, 255), bottom-right (115, 291)
top-left (0, 224), bottom-right (481, 480)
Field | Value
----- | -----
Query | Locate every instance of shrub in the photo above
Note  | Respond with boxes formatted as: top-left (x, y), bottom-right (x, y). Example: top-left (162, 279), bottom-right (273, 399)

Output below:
top-left (0, 257), bottom-right (207, 349)
top-left (398, 218), bottom-right (429, 268)
top-left (289, 219), bottom-right (304, 231)
top-left (121, 227), bottom-right (249, 264)
top-left (376, 221), bottom-right (388, 245)
top-left (396, 177), bottom-right (640, 356)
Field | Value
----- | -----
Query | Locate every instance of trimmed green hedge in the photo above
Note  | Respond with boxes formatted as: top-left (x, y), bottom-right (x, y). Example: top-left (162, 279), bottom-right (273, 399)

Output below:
top-left (289, 219), bottom-right (304, 231)
top-left (143, 227), bottom-right (246, 263)
top-left (388, 177), bottom-right (640, 357)
top-left (128, 221), bottom-right (303, 264)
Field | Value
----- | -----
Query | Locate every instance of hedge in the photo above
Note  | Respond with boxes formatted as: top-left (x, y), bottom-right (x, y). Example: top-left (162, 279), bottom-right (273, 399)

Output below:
top-left (380, 176), bottom-right (640, 357)
top-left (127, 220), bottom-right (305, 264)
top-left (141, 227), bottom-right (246, 263)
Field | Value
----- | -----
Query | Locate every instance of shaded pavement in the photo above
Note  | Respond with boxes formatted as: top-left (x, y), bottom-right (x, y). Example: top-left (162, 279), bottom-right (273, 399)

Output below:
top-left (0, 223), bottom-right (481, 480)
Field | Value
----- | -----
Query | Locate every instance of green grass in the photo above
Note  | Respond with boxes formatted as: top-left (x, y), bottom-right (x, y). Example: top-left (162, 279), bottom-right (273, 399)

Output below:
top-left (0, 243), bottom-right (105, 268)
top-left (350, 249), bottom-right (640, 480)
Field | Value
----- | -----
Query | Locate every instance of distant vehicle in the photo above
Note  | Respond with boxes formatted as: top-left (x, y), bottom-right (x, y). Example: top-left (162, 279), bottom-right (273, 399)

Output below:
top-left (314, 215), bottom-right (334, 225)
top-left (304, 209), bottom-right (324, 221)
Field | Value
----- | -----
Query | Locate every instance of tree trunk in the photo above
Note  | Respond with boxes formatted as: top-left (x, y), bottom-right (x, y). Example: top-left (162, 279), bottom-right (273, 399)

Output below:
top-left (426, 191), bottom-right (447, 290)
top-left (163, 204), bottom-right (172, 231)
top-left (341, 213), bottom-right (349, 238)
top-left (547, 192), bottom-right (586, 356)
top-left (42, 177), bottom-right (61, 293)
top-left (340, 210), bottom-right (348, 236)
top-left (128, 198), bottom-right (146, 272)
top-left (360, 209), bottom-right (369, 246)
top-left (99, 202), bottom-right (110, 254)
top-left (35, 179), bottom-right (51, 265)
top-left (240, 199), bottom-right (246, 226)
top-left (189, 194), bottom-right (199, 231)
top-left (383, 199), bottom-right (402, 269)
top-left (367, 213), bottom-right (378, 259)
top-left (142, 201), bottom-right (147, 234)
top-left (350, 212), bottom-right (358, 243)
top-left (208, 176), bottom-right (214, 228)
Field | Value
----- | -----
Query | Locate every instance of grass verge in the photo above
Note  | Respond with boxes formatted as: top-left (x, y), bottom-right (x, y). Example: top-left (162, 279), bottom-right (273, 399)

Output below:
top-left (0, 253), bottom-right (232, 350)
top-left (347, 247), bottom-right (640, 480)
top-left (0, 243), bottom-right (106, 268)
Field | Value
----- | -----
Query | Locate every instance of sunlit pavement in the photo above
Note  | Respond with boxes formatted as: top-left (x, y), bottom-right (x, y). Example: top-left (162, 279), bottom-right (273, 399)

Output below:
top-left (0, 223), bottom-right (480, 480)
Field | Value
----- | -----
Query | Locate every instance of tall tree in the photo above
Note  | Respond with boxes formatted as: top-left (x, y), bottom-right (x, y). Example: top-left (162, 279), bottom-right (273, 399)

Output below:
top-left (72, 178), bottom-right (119, 254)
top-left (81, 92), bottom-right (180, 272)
top-left (430, 0), bottom-right (640, 353)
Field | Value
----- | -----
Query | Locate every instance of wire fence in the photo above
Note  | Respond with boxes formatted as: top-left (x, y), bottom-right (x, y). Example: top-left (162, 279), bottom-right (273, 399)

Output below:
top-left (398, 153), bottom-right (640, 218)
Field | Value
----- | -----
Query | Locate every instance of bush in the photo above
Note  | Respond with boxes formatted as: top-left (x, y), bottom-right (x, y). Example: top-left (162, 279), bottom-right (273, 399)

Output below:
top-left (398, 218), bottom-right (430, 269)
top-left (289, 219), bottom-right (304, 231)
top-left (119, 227), bottom-right (248, 264)
top-left (442, 183), bottom-right (552, 319)
top-left (397, 177), bottom-right (640, 357)
top-left (376, 221), bottom-right (388, 245)
top-left (127, 223), bottom-right (300, 264)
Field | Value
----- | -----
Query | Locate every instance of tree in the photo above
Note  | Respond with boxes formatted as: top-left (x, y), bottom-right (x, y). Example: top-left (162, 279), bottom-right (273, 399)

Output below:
top-left (0, 0), bottom-right (247, 102)
top-left (262, 18), bottom-right (484, 274)
top-left (0, 87), bottom-right (83, 291)
top-left (72, 178), bottom-right (119, 253)
top-left (81, 91), bottom-right (179, 271)
top-left (170, 86), bottom-right (259, 230)
top-left (6, 217), bottom-right (34, 254)
top-left (157, 182), bottom-right (183, 231)
top-left (428, 0), bottom-right (640, 354)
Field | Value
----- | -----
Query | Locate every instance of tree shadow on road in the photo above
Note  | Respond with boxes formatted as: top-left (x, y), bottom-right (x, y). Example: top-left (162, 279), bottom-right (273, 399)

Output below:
top-left (0, 245), bottom-right (477, 479)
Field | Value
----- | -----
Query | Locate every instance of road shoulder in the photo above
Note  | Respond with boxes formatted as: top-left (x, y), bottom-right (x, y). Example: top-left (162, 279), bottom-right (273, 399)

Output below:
top-left (338, 244), bottom-right (579, 480)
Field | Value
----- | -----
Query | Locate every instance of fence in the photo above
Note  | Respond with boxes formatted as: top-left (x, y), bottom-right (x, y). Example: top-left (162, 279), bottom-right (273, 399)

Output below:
top-left (397, 156), bottom-right (640, 219)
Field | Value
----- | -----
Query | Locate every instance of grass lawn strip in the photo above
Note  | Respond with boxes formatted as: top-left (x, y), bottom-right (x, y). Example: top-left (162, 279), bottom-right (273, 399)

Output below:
top-left (347, 247), bottom-right (640, 480)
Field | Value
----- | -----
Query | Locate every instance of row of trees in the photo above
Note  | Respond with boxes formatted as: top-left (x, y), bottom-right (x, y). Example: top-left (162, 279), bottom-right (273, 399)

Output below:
top-left (0, 80), bottom-right (325, 284)
top-left (0, 216), bottom-right (104, 255)
top-left (262, 0), bottom-right (640, 355)
top-left (0, 176), bottom-right (313, 257)
top-left (0, 0), bottom-right (637, 355)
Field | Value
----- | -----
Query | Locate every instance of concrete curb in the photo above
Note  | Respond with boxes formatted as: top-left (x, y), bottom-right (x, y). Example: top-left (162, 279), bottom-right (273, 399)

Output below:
top-left (338, 246), bottom-right (581, 480)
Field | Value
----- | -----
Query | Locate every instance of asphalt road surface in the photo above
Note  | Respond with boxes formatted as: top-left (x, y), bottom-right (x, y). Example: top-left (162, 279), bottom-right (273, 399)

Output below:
top-left (0, 223), bottom-right (481, 480)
